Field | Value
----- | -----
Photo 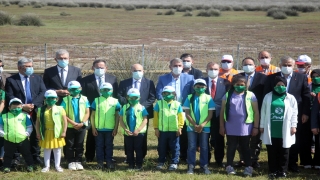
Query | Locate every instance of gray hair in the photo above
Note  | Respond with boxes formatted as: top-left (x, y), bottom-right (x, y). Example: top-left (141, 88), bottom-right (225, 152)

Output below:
top-left (17, 57), bottom-right (33, 67)
top-left (55, 49), bottom-right (69, 58)
top-left (169, 58), bottom-right (182, 66)
top-left (280, 56), bottom-right (294, 64)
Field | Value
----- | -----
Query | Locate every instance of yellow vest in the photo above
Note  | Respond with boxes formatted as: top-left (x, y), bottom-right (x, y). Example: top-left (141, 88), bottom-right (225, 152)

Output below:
top-left (187, 94), bottom-right (211, 127)
top-left (94, 96), bottom-right (119, 130)
top-left (38, 106), bottom-right (64, 140)
top-left (122, 103), bottom-right (146, 135)
top-left (157, 100), bottom-right (180, 132)
top-left (2, 113), bottom-right (27, 143)
top-left (63, 95), bottom-right (88, 128)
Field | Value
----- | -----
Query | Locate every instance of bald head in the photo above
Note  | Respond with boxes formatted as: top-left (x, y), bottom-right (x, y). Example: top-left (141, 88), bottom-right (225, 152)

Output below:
top-left (131, 64), bottom-right (144, 72)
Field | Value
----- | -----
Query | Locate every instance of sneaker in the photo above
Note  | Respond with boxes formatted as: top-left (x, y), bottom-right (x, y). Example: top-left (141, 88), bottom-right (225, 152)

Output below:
top-left (27, 166), bottom-right (33, 172)
top-left (156, 163), bottom-right (164, 170)
top-left (226, 165), bottom-right (236, 175)
top-left (68, 162), bottom-right (77, 171)
top-left (135, 165), bottom-right (143, 171)
top-left (3, 167), bottom-right (10, 173)
top-left (75, 162), bottom-right (84, 170)
top-left (315, 166), bottom-right (320, 169)
top-left (187, 164), bottom-right (194, 174)
top-left (201, 165), bottom-right (211, 175)
top-left (304, 165), bottom-right (312, 169)
top-left (107, 162), bottom-right (115, 169)
top-left (168, 164), bottom-right (178, 171)
top-left (41, 167), bottom-right (50, 173)
top-left (243, 166), bottom-right (253, 176)
top-left (56, 166), bottom-right (63, 172)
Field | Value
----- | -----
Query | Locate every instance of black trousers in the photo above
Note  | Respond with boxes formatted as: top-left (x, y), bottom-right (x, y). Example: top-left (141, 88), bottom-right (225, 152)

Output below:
top-left (85, 127), bottom-right (95, 161)
top-left (266, 138), bottom-right (289, 173)
top-left (210, 114), bottom-right (225, 163)
top-left (226, 135), bottom-right (251, 167)
top-left (124, 134), bottom-right (144, 166)
top-left (238, 131), bottom-right (262, 162)
top-left (3, 139), bottom-right (33, 168)
top-left (179, 123), bottom-right (188, 160)
top-left (65, 128), bottom-right (86, 163)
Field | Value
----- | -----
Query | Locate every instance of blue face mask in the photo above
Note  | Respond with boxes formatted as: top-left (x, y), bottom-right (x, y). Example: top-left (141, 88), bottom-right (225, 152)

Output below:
top-left (57, 60), bottom-right (69, 68)
top-left (25, 67), bottom-right (34, 76)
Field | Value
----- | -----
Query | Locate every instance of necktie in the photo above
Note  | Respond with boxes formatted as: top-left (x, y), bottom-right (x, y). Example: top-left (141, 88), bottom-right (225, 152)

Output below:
top-left (99, 76), bottom-right (103, 88)
top-left (134, 81), bottom-right (138, 89)
top-left (24, 76), bottom-right (32, 104)
top-left (60, 68), bottom-right (65, 86)
top-left (247, 76), bottom-right (251, 90)
top-left (211, 80), bottom-right (216, 99)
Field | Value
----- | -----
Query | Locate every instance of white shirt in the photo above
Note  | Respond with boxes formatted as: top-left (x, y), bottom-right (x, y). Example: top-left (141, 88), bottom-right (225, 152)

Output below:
top-left (132, 78), bottom-right (141, 91)
top-left (170, 74), bottom-right (181, 103)
top-left (19, 73), bottom-right (30, 104)
top-left (281, 72), bottom-right (293, 92)
top-left (57, 65), bottom-right (68, 86)
top-left (95, 75), bottom-right (105, 88)
top-left (208, 76), bottom-right (218, 94)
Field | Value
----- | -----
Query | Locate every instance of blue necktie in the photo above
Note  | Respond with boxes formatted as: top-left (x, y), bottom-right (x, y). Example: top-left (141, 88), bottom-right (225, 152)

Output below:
top-left (24, 76), bottom-right (32, 104)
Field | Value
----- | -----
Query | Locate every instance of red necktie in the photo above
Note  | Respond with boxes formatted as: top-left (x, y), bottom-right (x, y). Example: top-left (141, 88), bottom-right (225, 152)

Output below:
top-left (211, 79), bottom-right (216, 99)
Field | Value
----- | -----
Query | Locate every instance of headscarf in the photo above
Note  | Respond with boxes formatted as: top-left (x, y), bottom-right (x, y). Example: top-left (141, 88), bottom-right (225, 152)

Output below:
top-left (272, 76), bottom-right (287, 96)
top-left (311, 69), bottom-right (320, 93)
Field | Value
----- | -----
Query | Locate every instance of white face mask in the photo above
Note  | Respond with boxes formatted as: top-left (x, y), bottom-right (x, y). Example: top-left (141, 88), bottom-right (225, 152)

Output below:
top-left (132, 71), bottom-right (143, 80)
top-left (0, 67), bottom-right (3, 74)
top-left (183, 62), bottom-right (192, 68)
top-left (281, 66), bottom-right (293, 75)
top-left (297, 68), bottom-right (306, 73)
top-left (260, 58), bottom-right (271, 66)
top-left (94, 68), bottom-right (105, 77)
top-left (172, 67), bottom-right (183, 75)
top-left (207, 70), bottom-right (219, 79)
top-left (242, 65), bottom-right (255, 74)
top-left (221, 62), bottom-right (232, 70)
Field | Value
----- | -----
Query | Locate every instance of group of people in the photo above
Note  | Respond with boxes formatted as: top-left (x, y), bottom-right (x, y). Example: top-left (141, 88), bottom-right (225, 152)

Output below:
top-left (0, 49), bottom-right (319, 178)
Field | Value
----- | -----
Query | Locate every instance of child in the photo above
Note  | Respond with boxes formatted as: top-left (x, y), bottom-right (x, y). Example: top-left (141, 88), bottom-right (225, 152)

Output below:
top-left (154, 86), bottom-right (184, 171)
top-left (119, 88), bottom-right (148, 170)
top-left (0, 98), bottom-right (33, 173)
top-left (183, 79), bottom-right (215, 175)
top-left (219, 75), bottom-right (259, 176)
top-left (61, 81), bottom-right (90, 171)
top-left (91, 82), bottom-right (120, 170)
top-left (36, 90), bottom-right (67, 173)
top-left (260, 76), bottom-right (297, 178)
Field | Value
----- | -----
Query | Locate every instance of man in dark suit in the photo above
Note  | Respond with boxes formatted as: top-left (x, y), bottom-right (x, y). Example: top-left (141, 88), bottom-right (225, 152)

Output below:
top-left (80, 59), bottom-right (118, 162)
top-left (117, 63), bottom-right (156, 160)
top-left (203, 62), bottom-right (230, 167)
top-left (263, 56), bottom-right (311, 172)
top-left (43, 49), bottom-right (82, 104)
top-left (5, 57), bottom-right (46, 165)
top-left (181, 53), bottom-right (203, 79)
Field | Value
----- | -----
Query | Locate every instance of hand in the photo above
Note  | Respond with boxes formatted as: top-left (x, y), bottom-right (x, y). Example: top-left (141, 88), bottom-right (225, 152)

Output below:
top-left (92, 128), bottom-right (98, 136)
top-left (133, 130), bottom-right (140, 136)
top-left (60, 132), bottom-right (66, 138)
top-left (112, 129), bottom-right (117, 136)
top-left (73, 123), bottom-right (82, 130)
top-left (251, 128), bottom-right (258, 136)
top-left (176, 128), bottom-right (182, 136)
top-left (155, 129), bottom-right (160, 138)
top-left (195, 125), bottom-right (204, 133)
top-left (219, 127), bottom-right (225, 136)
top-left (23, 104), bottom-right (34, 112)
top-left (302, 114), bottom-right (309, 124)
top-left (312, 128), bottom-right (319, 135)
top-left (56, 89), bottom-right (70, 97)
top-left (291, 127), bottom-right (296, 135)
top-left (125, 129), bottom-right (133, 136)
top-left (36, 134), bottom-right (41, 140)
top-left (260, 128), bottom-right (264, 133)
top-left (311, 92), bottom-right (316, 97)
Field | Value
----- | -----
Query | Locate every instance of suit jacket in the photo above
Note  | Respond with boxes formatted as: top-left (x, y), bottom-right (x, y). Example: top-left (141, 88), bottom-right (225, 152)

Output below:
top-left (5, 73), bottom-right (46, 109)
top-left (204, 77), bottom-right (230, 117)
top-left (263, 72), bottom-right (310, 116)
top-left (183, 66), bottom-right (203, 79)
top-left (117, 77), bottom-right (156, 118)
top-left (239, 72), bottom-right (267, 111)
top-left (0, 72), bottom-right (11, 89)
top-left (156, 73), bottom-right (194, 104)
top-left (80, 73), bottom-right (118, 104)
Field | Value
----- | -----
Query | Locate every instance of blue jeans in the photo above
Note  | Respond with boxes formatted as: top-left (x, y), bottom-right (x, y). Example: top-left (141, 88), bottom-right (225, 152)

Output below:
top-left (95, 131), bottom-right (114, 164)
top-left (187, 131), bottom-right (209, 167)
top-left (158, 132), bottom-right (180, 164)
top-left (124, 134), bottom-right (144, 166)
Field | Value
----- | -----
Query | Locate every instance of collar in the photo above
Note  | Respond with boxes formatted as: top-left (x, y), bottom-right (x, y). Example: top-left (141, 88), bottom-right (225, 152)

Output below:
top-left (95, 75), bottom-right (104, 79)
top-left (19, 73), bottom-right (28, 78)
top-left (281, 72), bottom-right (293, 78)
top-left (245, 71), bottom-right (255, 78)
top-left (171, 73), bottom-right (180, 80)
top-left (57, 65), bottom-right (68, 71)
top-left (132, 78), bottom-right (141, 83)
top-left (209, 76), bottom-right (218, 82)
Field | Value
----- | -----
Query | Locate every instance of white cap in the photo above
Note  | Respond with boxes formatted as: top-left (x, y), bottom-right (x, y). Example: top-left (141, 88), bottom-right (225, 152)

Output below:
top-left (44, 90), bottom-right (58, 98)
top-left (9, 98), bottom-right (23, 105)
top-left (162, 86), bottom-right (175, 93)
top-left (296, 55), bottom-right (312, 65)
top-left (127, 88), bottom-right (140, 97)
top-left (100, 82), bottom-right (113, 90)
top-left (68, 81), bottom-right (81, 89)
top-left (194, 79), bottom-right (207, 86)
top-left (221, 55), bottom-right (233, 62)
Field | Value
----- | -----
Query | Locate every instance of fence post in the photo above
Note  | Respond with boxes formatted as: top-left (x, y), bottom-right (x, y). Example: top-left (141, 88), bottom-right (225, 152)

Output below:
top-left (44, 43), bottom-right (47, 68)
top-left (236, 44), bottom-right (240, 70)
top-left (141, 44), bottom-right (145, 66)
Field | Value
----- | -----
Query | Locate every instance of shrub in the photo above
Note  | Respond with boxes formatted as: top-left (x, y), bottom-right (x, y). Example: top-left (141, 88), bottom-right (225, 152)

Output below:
top-left (90, 3), bottom-right (104, 8)
top-left (135, 4), bottom-right (147, 9)
top-left (271, 11), bottom-right (287, 19)
top-left (267, 7), bottom-right (299, 17)
top-left (2, 0), bottom-right (10, 6)
top-left (104, 3), bottom-right (111, 8)
top-left (244, 5), bottom-right (263, 11)
top-left (64, 2), bottom-right (79, 8)
top-left (197, 10), bottom-right (211, 17)
top-left (124, 5), bottom-right (135, 11)
top-left (267, 7), bottom-right (280, 16)
top-left (78, 2), bottom-right (89, 7)
top-left (33, 2), bottom-right (42, 8)
top-left (156, 11), bottom-right (162, 15)
top-left (18, 1), bottom-right (29, 7)
top-left (164, 9), bottom-right (175, 15)
top-left (110, 4), bottom-right (122, 9)
top-left (148, 4), bottom-right (162, 9)
top-left (233, 6), bottom-right (245, 11)
top-left (176, 5), bottom-right (193, 12)
top-left (30, 1), bottom-right (36, 5)
top-left (212, 5), bottom-right (232, 11)
top-left (193, 5), bottom-right (204, 10)
top-left (283, 8), bottom-right (299, 16)
top-left (0, 10), bottom-right (12, 25)
top-left (10, 1), bottom-right (20, 5)
top-left (17, 13), bottom-right (44, 26)
top-left (183, 11), bottom-right (193, 16)
top-left (163, 5), bottom-right (175, 9)
top-left (197, 8), bottom-right (221, 17)
top-left (297, 5), bottom-right (318, 12)
top-left (60, 12), bottom-right (71, 16)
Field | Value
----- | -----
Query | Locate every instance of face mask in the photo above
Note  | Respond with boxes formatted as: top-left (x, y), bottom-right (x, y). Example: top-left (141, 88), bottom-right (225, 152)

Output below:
top-left (183, 62), bottom-right (191, 68)
top-left (101, 91), bottom-right (112, 98)
top-left (221, 62), bottom-right (232, 70)
top-left (132, 71), bottom-right (143, 80)
top-left (297, 68), bottom-right (306, 73)
top-left (281, 66), bottom-right (293, 75)
top-left (312, 77), bottom-right (320, 84)
top-left (260, 58), bottom-right (271, 65)
top-left (194, 87), bottom-right (206, 94)
top-left (207, 70), bottom-right (219, 79)
top-left (10, 108), bottom-right (22, 116)
top-left (57, 60), bottom-right (69, 68)
top-left (129, 99), bottom-right (139, 105)
top-left (234, 85), bottom-right (246, 93)
top-left (94, 68), bottom-right (105, 77)
top-left (274, 86), bottom-right (286, 94)
top-left (46, 99), bottom-right (57, 106)
top-left (25, 67), bottom-right (34, 76)
top-left (0, 67), bottom-right (3, 74)
top-left (69, 89), bottom-right (81, 97)
top-left (163, 94), bottom-right (175, 101)
top-left (243, 65), bottom-right (255, 74)
top-left (172, 67), bottom-right (182, 75)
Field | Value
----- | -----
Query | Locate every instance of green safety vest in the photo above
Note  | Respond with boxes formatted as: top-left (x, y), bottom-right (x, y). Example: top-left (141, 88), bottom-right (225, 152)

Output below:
top-left (38, 105), bottom-right (64, 140)
top-left (63, 95), bottom-right (88, 128)
top-left (224, 90), bottom-right (254, 123)
top-left (122, 103), bottom-right (146, 135)
top-left (157, 100), bottom-right (180, 132)
top-left (2, 113), bottom-right (28, 143)
top-left (186, 93), bottom-right (211, 127)
top-left (94, 96), bottom-right (118, 130)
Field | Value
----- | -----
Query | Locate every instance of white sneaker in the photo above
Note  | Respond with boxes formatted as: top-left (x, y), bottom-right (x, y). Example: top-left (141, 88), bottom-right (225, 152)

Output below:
top-left (41, 167), bottom-right (50, 173)
top-left (68, 162), bottom-right (77, 171)
top-left (304, 165), bottom-right (312, 169)
top-left (226, 165), bottom-right (236, 175)
top-left (315, 166), bottom-right (320, 169)
top-left (56, 166), bottom-right (64, 172)
top-left (243, 166), bottom-right (253, 176)
top-left (75, 162), bottom-right (84, 170)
